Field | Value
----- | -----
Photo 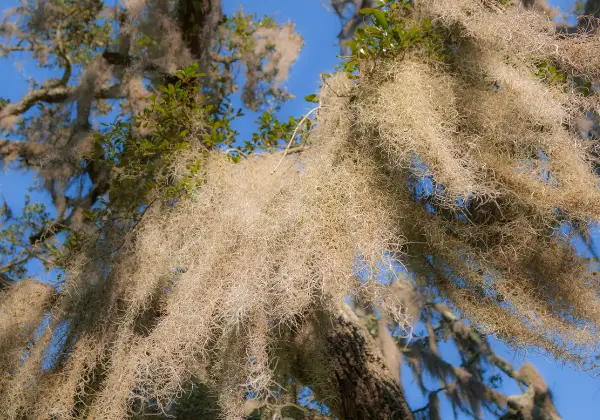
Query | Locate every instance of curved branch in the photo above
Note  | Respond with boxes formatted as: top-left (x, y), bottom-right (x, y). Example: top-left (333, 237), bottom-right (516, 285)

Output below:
top-left (434, 303), bottom-right (524, 384)
top-left (271, 106), bottom-right (319, 174)
top-left (0, 85), bottom-right (74, 121)
top-left (0, 79), bottom-right (125, 125)
top-left (0, 138), bottom-right (52, 164)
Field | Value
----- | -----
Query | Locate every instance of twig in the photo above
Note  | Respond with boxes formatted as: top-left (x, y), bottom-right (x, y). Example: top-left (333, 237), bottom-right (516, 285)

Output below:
top-left (411, 383), bottom-right (456, 414)
top-left (271, 106), bottom-right (320, 174)
top-left (0, 253), bottom-right (31, 274)
top-left (223, 148), bottom-right (248, 159)
top-left (285, 145), bottom-right (310, 155)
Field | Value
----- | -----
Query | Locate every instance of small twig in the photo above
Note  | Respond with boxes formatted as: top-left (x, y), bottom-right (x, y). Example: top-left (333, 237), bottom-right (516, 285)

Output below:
top-left (0, 253), bottom-right (31, 274)
top-left (285, 145), bottom-right (310, 155)
top-left (223, 148), bottom-right (248, 159)
top-left (319, 1), bottom-right (334, 14)
top-left (271, 106), bottom-right (320, 174)
top-left (411, 383), bottom-right (456, 414)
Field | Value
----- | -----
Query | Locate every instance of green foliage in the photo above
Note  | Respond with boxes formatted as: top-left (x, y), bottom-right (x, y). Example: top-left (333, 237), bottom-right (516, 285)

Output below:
top-left (340, 0), bottom-right (444, 75)
top-left (0, 195), bottom-right (53, 279)
top-left (304, 94), bottom-right (319, 103)
top-left (29, 0), bottom-right (112, 66)
top-left (532, 59), bottom-right (595, 98)
top-left (91, 61), bottom-right (301, 223)
top-left (243, 111), bottom-right (305, 154)
top-left (92, 63), bottom-right (215, 214)
top-left (534, 60), bottom-right (566, 85)
top-left (58, 0), bottom-right (112, 64)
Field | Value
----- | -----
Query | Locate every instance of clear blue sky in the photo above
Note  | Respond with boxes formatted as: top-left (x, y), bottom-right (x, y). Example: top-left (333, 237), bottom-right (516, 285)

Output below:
top-left (1, 0), bottom-right (598, 418)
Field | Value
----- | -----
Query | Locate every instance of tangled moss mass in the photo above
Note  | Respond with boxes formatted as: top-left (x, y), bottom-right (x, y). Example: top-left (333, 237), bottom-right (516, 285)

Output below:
top-left (2, 0), bottom-right (600, 418)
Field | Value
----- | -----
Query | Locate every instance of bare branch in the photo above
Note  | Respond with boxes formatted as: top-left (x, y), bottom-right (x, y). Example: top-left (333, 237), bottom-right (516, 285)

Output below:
top-left (0, 253), bottom-right (30, 275)
top-left (271, 105), bottom-right (319, 174)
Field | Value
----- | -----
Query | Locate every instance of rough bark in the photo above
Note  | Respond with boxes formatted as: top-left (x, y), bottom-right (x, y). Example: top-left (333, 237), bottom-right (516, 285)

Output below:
top-left (584, 0), bottom-right (600, 16)
top-left (176, 0), bottom-right (222, 73)
top-left (327, 312), bottom-right (412, 419)
top-left (290, 308), bottom-right (413, 420)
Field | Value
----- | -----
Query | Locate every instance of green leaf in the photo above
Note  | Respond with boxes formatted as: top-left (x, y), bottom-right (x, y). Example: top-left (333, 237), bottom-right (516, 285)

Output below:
top-left (359, 8), bottom-right (375, 15)
top-left (304, 94), bottom-right (319, 103)
top-left (373, 10), bottom-right (388, 29)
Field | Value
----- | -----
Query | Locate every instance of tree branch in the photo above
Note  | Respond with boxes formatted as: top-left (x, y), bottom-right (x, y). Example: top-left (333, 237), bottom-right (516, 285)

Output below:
top-left (0, 78), bottom-right (125, 124)
top-left (433, 303), bottom-right (525, 384)
top-left (0, 43), bottom-right (33, 55)
top-left (0, 138), bottom-right (52, 164)
top-left (176, 0), bottom-right (223, 72)
top-left (101, 50), bottom-right (162, 74)
top-left (0, 85), bottom-right (74, 120)
top-left (28, 179), bottom-right (109, 245)
top-left (271, 106), bottom-right (319, 174)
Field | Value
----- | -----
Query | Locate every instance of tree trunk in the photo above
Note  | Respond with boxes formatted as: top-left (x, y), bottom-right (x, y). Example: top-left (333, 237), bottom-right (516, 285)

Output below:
top-left (176, 0), bottom-right (222, 72)
top-left (290, 308), bottom-right (413, 420)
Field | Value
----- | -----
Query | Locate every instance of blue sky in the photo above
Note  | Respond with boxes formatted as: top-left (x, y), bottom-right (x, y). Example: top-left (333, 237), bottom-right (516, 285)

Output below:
top-left (1, 0), bottom-right (598, 418)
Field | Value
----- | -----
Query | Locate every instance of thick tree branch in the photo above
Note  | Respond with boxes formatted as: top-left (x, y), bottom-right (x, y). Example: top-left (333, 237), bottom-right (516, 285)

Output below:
top-left (101, 50), bottom-right (163, 74)
top-left (0, 85), bottom-right (124, 125)
top-left (176, 0), bottom-right (222, 72)
top-left (433, 303), bottom-right (561, 419)
top-left (434, 303), bottom-right (524, 384)
top-left (290, 307), bottom-right (413, 420)
top-left (0, 138), bottom-right (52, 164)
top-left (0, 85), bottom-right (73, 120)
